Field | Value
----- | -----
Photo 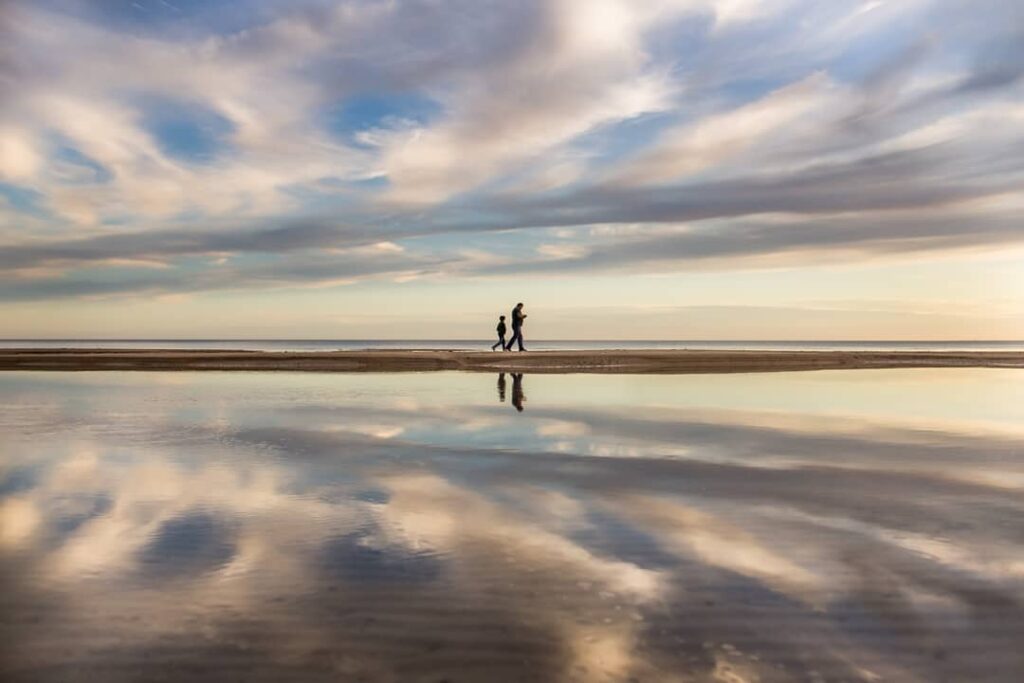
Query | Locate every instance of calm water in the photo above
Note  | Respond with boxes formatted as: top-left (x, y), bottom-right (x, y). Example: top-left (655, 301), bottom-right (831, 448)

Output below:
top-left (1, 369), bottom-right (1023, 681)
top-left (2, 338), bottom-right (1024, 352)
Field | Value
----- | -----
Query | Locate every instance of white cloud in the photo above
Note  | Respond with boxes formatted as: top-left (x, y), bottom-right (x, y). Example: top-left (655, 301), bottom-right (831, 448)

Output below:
top-left (613, 73), bottom-right (835, 184)
top-left (379, 0), bottom-right (681, 204)
top-left (0, 127), bottom-right (41, 181)
top-left (0, 0), bottom-right (1021, 310)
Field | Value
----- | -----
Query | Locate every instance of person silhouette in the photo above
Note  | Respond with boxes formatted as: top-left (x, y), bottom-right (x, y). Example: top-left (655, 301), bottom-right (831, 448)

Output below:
top-left (497, 372), bottom-right (507, 402)
top-left (511, 373), bottom-right (525, 412)
top-left (505, 303), bottom-right (527, 352)
top-left (491, 315), bottom-right (507, 351)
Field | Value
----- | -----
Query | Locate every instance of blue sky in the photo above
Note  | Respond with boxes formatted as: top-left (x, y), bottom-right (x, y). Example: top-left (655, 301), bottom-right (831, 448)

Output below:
top-left (0, 0), bottom-right (1022, 338)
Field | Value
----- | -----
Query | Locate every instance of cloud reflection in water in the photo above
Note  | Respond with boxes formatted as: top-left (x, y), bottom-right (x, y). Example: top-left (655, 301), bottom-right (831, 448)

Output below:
top-left (1, 369), bottom-right (1023, 681)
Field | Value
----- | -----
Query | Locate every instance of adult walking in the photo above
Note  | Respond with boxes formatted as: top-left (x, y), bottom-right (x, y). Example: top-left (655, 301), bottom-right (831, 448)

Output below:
top-left (505, 302), bottom-right (527, 352)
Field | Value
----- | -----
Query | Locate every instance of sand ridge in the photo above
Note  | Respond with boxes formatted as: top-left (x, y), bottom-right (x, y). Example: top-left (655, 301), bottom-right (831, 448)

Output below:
top-left (1, 348), bottom-right (1022, 373)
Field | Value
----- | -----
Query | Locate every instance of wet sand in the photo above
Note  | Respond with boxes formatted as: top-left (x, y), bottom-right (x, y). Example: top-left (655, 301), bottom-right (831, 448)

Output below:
top-left (1, 347), bottom-right (1022, 373)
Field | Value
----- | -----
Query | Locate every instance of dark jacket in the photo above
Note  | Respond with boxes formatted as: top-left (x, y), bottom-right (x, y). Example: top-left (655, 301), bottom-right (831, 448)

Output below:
top-left (497, 320), bottom-right (506, 335)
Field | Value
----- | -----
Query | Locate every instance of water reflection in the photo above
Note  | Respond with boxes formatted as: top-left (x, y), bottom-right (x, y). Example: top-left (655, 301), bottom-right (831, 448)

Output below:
top-left (497, 372), bottom-right (527, 412)
top-left (1, 370), bottom-right (1023, 681)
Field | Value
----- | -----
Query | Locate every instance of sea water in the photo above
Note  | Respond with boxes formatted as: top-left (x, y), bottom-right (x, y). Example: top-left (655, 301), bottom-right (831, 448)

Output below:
top-left (1, 369), bottom-right (1022, 680)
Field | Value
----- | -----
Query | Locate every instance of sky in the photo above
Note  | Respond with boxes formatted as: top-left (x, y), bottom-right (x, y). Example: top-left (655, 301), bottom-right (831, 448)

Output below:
top-left (0, 0), bottom-right (1022, 340)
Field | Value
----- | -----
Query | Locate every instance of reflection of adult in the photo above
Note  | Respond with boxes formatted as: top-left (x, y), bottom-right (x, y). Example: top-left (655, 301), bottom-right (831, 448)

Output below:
top-left (511, 373), bottom-right (525, 412)
top-left (505, 302), bottom-right (527, 352)
top-left (497, 372), bottom-right (506, 402)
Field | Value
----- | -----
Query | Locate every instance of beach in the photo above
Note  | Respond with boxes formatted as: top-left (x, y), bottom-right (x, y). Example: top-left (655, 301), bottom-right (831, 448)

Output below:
top-left (2, 347), bottom-right (1022, 373)
top-left (3, 1), bottom-right (1020, 679)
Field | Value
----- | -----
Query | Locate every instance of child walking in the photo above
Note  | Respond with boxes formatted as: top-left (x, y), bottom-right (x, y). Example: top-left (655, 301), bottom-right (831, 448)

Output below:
top-left (491, 315), bottom-right (507, 351)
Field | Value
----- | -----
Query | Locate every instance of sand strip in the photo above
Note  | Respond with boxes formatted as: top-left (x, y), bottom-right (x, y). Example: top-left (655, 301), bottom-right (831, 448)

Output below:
top-left (0, 348), bottom-right (1021, 373)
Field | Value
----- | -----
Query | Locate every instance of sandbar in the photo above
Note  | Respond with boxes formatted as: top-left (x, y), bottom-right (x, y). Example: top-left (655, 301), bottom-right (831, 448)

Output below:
top-left (0, 348), bottom-right (1021, 373)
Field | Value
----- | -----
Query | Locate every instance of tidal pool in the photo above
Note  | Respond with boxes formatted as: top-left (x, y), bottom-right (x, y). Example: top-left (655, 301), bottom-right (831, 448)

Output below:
top-left (1, 369), bottom-right (1023, 681)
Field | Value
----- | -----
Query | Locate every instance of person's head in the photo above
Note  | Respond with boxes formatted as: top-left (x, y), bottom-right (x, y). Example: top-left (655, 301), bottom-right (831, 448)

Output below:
top-left (516, 302), bottom-right (523, 309)
top-left (499, 315), bottom-right (505, 320)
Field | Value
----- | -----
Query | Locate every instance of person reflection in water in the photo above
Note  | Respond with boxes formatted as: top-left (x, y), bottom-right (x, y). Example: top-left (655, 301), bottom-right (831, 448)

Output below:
top-left (511, 373), bottom-right (525, 412)
top-left (497, 373), bottom-right (526, 411)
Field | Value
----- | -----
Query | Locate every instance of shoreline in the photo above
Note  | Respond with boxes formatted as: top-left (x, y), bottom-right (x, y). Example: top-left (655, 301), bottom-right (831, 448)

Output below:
top-left (1, 348), bottom-right (1022, 373)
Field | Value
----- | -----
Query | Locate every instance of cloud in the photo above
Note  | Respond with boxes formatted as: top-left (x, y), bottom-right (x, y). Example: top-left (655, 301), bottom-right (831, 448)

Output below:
top-left (0, 127), bottom-right (42, 181)
top-left (471, 207), bottom-right (1024, 277)
top-left (0, 241), bottom-right (455, 301)
top-left (0, 0), bottom-right (1021, 301)
top-left (610, 73), bottom-right (835, 185)
top-left (377, 0), bottom-right (680, 204)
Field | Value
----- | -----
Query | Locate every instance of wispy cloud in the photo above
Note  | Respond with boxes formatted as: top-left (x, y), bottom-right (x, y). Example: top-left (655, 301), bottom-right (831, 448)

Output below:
top-left (0, 0), bottom-right (1021, 304)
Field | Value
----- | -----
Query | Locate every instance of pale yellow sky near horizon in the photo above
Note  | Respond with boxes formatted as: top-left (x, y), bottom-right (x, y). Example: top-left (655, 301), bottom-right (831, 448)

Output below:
top-left (7, 247), bottom-right (1023, 339)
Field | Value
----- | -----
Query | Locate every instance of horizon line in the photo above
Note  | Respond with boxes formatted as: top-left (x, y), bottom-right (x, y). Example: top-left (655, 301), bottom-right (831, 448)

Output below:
top-left (3, 338), bottom-right (1023, 344)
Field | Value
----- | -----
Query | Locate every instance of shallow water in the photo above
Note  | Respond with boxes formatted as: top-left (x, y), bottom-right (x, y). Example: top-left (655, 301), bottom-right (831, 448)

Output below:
top-left (1, 369), bottom-right (1023, 682)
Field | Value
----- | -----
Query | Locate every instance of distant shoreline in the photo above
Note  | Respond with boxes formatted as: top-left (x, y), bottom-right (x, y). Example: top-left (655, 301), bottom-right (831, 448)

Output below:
top-left (1, 348), bottom-right (1022, 374)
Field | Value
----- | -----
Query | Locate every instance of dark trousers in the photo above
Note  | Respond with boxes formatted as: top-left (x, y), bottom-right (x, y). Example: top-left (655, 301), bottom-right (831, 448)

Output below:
top-left (491, 334), bottom-right (506, 350)
top-left (506, 327), bottom-right (524, 351)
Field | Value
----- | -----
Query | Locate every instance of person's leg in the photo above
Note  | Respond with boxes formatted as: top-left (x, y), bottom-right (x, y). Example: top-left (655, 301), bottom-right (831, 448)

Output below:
top-left (492, 334), bottom-right (504, 350)
top-left (505, 329), bottom-right (519, 351)
top-left (516, 329), bottom-right (525, 351)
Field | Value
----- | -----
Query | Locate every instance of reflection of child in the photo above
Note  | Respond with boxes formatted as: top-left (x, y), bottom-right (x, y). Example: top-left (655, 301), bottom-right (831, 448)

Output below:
top-left (491, 315), bottom-right (507, 351)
